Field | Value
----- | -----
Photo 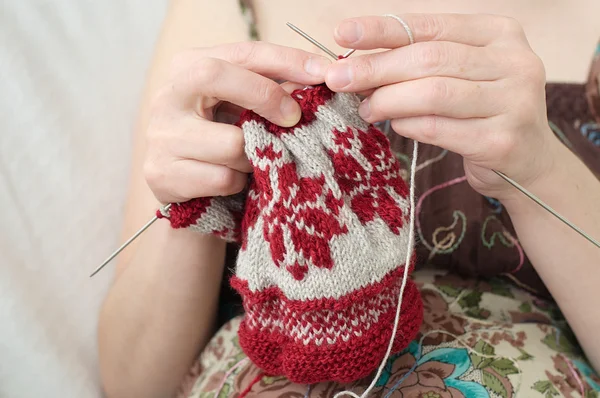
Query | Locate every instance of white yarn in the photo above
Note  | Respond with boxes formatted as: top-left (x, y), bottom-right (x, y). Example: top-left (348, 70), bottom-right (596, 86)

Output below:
top-left (334, 140), bottom-right (418, 398)
top-left (334, 15), bottom-right (418, 398)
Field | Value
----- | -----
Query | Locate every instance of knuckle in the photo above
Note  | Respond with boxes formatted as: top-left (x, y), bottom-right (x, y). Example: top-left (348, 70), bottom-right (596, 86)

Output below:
top-left (212, 168), bottom-right (243, 195)
top-left (420, 115), bottom-right (440, 141)
top-left (426, 78), bottom-right (450, 104)
top-left (491, 132), bottom-right (517, 159)
top-left (413, 14), bottom-right (446, 41)
top-left (416, 43), bottom-right (444, 70)
top-left (253, 79), bottom-right (280, 109)
top-left (189, 57), bottom-right (222, 87)
top-left (357, 57), bottom-right (378, 83)
top-left (143, 159), bottom-right (164, 190)
top-left (521, 54), bottom-right (546, 84)
top-left (228, 41), bottom-right (258, 67)
top-left (224, 131), bottom-right (246, 163)
top-left (497, 16), bottom-right (525, 38)
top-left (373, 18), bottom-right (390, 38)
top-left (148, 86), bottom-right (172, 117)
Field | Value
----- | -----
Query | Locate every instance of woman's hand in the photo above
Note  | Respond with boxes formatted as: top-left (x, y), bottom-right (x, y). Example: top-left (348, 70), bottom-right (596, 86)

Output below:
top-left (144, 42), bottom-right (330, 204)
top-left (325, 14), bottom-right (561, 202)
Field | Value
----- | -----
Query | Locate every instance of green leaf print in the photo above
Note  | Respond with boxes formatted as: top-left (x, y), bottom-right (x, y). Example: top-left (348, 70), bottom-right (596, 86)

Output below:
top-left (438, 284), bottom-right (462, 298)
top-left (585, 390), bottom-right (599, 398)
top-left (518, 302), bottom-right (532, 313)
top-left (459, 290), bottom-right (482, 308)
top-left (474, 340), bottom-right (495, 356)
top-left (470, 354), bottom-right (494, 370)
top-left (542, 330), bottom-right (577, 354)
top-left (483, 370), bottom-right (509, 398)
top-left (262, 376), bottom-right (286, 385)
top-left (470, 340), bottom-right (495, 369)
top-left (217, 384), bottom-right (231, 398)
top-left (516, 348), bottom-right (533, 361)
top-left (490, 358), bottom-right (519, 377)
top-left (464, 307), bottom-right (491, 320)
top-left (532, 380), bottom-right (559, 397)
top-left (489, 278), bottom-right (515, 298)
top-left (198, 392), bottom-right (214, 398)
top-left (458, 290), bottom-right (491, 319)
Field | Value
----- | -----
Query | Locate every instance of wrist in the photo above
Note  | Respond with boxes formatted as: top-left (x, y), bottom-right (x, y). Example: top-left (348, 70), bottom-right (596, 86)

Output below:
top-left (501, 140), bottom-right (580, 216)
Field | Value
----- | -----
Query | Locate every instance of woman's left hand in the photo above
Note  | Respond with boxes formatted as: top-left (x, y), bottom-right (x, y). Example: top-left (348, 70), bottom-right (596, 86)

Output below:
top-left (325, 14), bottom-right (562, 202)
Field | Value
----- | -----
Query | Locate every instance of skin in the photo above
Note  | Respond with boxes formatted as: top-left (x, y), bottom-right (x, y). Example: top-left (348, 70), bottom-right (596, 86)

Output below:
top-left (97, 1), bottom-right (600, 397)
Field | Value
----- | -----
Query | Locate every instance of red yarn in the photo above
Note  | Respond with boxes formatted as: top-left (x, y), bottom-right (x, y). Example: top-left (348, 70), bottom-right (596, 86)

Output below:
top-left (158, 197), bottom-right (211, 229)
top-left (234, 275), bottom-right (422, 384)
top-left (159, 84), bottom-right (424, 385)
top-left (238, 371), bottom-right (265, 398)
top-left (236, 84), bottom-right (334, 135)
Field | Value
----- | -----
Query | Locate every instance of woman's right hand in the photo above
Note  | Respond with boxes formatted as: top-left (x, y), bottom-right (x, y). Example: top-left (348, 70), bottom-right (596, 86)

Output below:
top-left (144, 42), bottom-right (331, 205)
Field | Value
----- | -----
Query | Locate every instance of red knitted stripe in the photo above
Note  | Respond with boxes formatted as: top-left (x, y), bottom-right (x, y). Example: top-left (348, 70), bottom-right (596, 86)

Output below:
top-left (237, 280), bottom-right (423, 384)
top-left (236, 84), bottom-right (334, 136)
top-left (162, 197), bottom-right (212, 229)
top-left (230, 256), bottom-right (416, 312)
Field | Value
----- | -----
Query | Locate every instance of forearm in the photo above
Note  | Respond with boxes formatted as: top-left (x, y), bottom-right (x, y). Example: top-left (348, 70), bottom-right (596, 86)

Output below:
top-left (503, 142), bottom-right (600, 371)
top-left (98, 224), bottom-right (226, 398)
top-left (97, 3), bottom-right (248, 394)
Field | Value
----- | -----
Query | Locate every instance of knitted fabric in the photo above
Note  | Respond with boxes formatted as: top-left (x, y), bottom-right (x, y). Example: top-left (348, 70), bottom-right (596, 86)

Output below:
top-left (159, 85), bottom-right (423, 384)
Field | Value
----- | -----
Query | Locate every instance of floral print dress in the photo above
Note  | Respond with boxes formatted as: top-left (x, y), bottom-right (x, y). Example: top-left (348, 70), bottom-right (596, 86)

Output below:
top-left (174, 6), bottom-right (600, 397)
top-left (177, 268), bottom-right (600, 398)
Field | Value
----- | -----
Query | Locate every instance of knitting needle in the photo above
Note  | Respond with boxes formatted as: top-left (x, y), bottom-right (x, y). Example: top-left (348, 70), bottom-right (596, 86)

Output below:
top-left (89, 203), bottom-right (172, 277)
top-left (90, 25), bottom-right (599, 279)
top-left (286, 23), bottom-right (339, 60)
top-left (89, 26), bottom-right (349, 278)
top-left (286, 23), bottom-right (600, 250)
top-left (494, 171), bottom-right (600, 248)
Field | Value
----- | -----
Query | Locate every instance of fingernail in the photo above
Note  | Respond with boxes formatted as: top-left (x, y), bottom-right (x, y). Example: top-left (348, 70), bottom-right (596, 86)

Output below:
top-left (304, 56), bottom-right (330, 77)
top-left (328, 65), bottom-right (353, 88)
top-left (359, 99), bottom-right (371, 120)
top-left (336, 21), bottom-right (362, 43)
top-left (280, 96), bottom-right (301, 125)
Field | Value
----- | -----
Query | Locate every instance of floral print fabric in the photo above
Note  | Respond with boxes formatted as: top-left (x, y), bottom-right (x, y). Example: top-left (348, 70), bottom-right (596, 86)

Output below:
top-left (177, 268), bottom-right (600, 398)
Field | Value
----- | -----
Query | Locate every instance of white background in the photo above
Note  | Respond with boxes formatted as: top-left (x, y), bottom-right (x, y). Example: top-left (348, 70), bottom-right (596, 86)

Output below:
top-left (0, 2), bottom-right (168, 397)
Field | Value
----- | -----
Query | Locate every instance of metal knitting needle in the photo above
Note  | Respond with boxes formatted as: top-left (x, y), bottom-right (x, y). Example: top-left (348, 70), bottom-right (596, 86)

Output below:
top-left (89, 203), bottom-right (172, 277)
top-left (286, 23), bottom-right (339, 60)
top-left (286, 22), bottom-right (355, 59)
top-left (287, 23), bottom-right (600, 250)
top-left (494, 171), bottom-right (600, 248)
top-left (91, 25), bottom-right (599, 279)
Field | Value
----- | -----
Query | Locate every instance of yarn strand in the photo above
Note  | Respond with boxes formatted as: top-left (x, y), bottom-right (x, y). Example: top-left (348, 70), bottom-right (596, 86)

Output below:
top-left (334, 139), bottom-right (419, 398)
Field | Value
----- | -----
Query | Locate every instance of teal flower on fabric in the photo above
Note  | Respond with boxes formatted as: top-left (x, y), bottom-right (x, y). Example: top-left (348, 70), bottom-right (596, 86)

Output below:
top-left (580, 123), bottom-right (600, 147)
top-left (377, 341), bottom-right (489, 397)
top-left (572, 359), bottom-right (600, 392)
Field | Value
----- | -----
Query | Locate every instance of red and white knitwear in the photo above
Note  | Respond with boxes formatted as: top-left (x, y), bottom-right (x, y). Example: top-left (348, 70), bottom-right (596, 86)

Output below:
top-left (159, 85), bottom-right (424, 385)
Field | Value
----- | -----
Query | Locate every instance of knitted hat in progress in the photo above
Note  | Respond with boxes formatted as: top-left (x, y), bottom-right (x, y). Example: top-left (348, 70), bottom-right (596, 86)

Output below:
top-left (159, 85), bottom-right (423, 384)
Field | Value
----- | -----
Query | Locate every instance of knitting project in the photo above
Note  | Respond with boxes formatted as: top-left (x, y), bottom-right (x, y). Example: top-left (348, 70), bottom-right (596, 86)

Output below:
top-left (159, 85), bottom-right (423, 384)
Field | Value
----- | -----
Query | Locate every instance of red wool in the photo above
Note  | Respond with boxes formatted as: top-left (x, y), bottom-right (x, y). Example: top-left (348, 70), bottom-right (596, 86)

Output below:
top-left (161, 84), bottom-right (423, 384)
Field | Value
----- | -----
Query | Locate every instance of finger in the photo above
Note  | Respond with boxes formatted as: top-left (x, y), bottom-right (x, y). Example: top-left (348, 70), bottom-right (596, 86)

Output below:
top-left (151, 160), bottom-right (248, 204)
top-left (390, 115), bottom-right (489, 158)
top-left (179, 42), bottom-right (331, 85)
top-left (334, 14), bottom-right (526, 50)
top-left (359, 77), bottom-right (503, 122)
top-left (171, 118), bottom-right (252, 173)
top-left (215, 81), bottom-right (309, 122)
top-left (169, 58), bottom-right (304, 126)
top-left (326, 43), bottom-right (504, 92)
top-left (280, 81), bottom-right (308, 93)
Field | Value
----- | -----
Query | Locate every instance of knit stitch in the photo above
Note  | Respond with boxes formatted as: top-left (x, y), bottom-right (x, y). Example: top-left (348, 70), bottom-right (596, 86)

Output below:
top-left (159, 84), bottom-right (423, 384)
